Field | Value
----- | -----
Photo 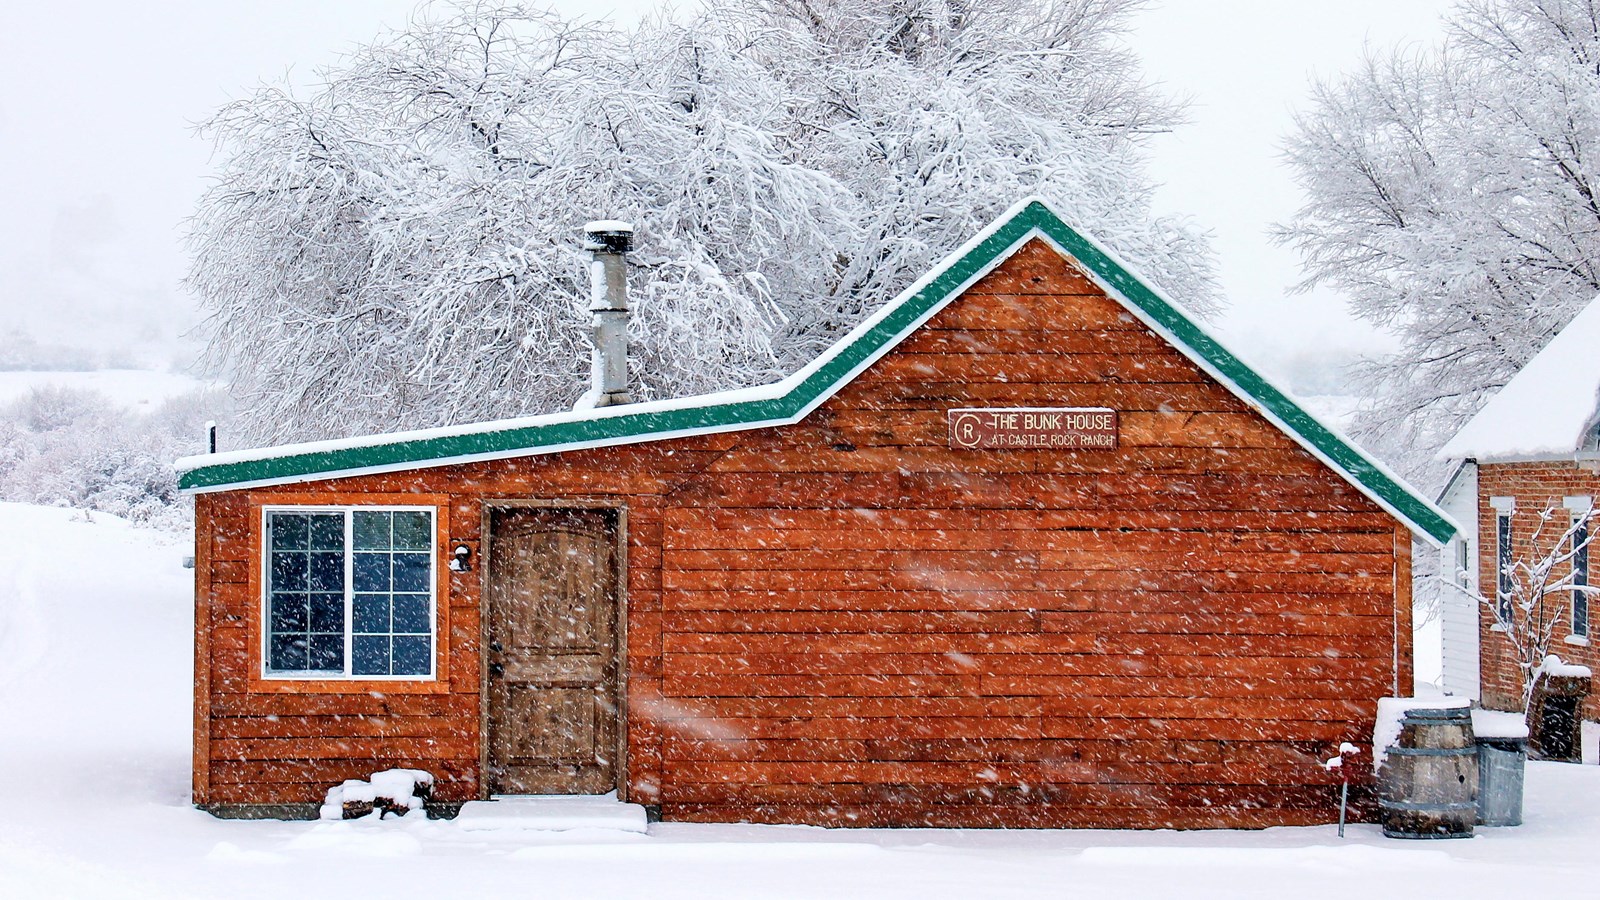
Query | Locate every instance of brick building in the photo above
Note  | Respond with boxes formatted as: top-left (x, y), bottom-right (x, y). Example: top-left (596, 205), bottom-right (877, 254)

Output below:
top-left (1438, 297), bottom-right (1600, 720)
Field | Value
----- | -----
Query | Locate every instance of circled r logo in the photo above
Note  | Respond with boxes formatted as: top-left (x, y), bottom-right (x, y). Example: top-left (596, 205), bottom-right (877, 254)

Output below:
top-left (951, 412), bottom-right (983, 448)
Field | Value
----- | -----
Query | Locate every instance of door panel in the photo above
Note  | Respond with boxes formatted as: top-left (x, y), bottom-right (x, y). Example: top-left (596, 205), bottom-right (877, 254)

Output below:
top-left (486, 508), bottom-right (619, 795)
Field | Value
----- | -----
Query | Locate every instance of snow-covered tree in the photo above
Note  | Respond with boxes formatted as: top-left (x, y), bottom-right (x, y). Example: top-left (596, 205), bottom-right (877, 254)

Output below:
top-left (190, 0), bottom-right (1216, 445)
top-left (1278, 0), bottom-right (1600, 481)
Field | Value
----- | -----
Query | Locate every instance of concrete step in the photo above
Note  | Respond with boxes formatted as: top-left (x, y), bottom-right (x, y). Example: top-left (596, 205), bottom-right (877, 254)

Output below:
top-left (453, 793), bottom-right (649, 833)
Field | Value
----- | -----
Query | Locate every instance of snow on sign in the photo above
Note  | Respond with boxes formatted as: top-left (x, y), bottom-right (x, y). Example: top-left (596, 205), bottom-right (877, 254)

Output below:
top-left (947, 407), bottom-right (1118, 450)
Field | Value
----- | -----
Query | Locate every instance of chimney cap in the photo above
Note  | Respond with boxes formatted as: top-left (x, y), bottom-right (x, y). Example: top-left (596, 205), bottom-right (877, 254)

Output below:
top-left (583, 220), bottom-right (635, 254)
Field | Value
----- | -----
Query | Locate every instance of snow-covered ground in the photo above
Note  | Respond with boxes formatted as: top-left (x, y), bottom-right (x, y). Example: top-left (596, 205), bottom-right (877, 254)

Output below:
top-left (0, 369), bottom-right (209, 411)
top-left (1, 501), bottom-right (1597, 899)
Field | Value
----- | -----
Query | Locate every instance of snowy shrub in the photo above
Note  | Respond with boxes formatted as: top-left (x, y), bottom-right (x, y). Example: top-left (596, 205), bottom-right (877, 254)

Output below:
top-left (190, 0), bottom-right (1218, 445)
top-left (0, 386), bottom-right (227, 531)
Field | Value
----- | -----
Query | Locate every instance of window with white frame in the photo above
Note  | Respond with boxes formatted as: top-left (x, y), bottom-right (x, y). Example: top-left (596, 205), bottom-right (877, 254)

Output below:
top-left (1493, 500), bottom-right (1514, 627)
top-left (1567, 498), bottom-right (1591, 641)
top-left (264, 507), bottom-right (437, 678)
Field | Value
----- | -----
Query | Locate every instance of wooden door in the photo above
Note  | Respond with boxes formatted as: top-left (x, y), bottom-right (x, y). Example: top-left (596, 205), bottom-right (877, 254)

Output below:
top-left (486, 508), bottom-right (620, 794)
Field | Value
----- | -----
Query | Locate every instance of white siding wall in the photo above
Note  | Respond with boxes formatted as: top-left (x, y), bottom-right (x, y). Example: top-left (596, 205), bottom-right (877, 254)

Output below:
top-left (1438, 463), bottom-right (1480, 700)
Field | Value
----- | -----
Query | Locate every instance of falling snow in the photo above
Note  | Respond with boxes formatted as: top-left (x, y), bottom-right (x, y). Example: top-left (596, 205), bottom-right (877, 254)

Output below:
top-left (2, 502), bottom-right (1598, 898)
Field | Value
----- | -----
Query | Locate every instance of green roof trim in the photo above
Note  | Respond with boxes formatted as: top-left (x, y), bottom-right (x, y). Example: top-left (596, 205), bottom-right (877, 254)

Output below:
top-left (177, 199), bottom-right (1456, 545)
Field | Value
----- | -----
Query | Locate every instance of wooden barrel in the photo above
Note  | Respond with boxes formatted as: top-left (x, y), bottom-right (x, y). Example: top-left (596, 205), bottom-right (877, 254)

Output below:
top-left (1377, 706), bottom-right (1477, 839)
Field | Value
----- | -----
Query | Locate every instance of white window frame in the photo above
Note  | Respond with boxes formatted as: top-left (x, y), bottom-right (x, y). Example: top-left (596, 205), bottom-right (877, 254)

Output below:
top-left (260, 504), bottom-right (440, 682)
top-left (1565, 496), bottom-right (1592, 643)
top-left (1453, 536), bottom-right (1473, 589)
top-left (1490, 497), bottom-right (1515, 630)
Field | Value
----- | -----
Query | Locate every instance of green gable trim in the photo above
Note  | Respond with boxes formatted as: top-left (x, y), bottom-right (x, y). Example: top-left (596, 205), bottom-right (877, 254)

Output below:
top-left (1020, 208), bottom-right (1455, 545)
top-left (178, 200), bottom-right (1455, 545)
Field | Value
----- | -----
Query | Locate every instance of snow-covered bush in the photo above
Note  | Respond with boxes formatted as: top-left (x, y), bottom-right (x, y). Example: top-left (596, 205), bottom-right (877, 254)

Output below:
top-left (0, 386), bottom-right (226, 531)
top-left (190, 0), bottom-right (1217, 445)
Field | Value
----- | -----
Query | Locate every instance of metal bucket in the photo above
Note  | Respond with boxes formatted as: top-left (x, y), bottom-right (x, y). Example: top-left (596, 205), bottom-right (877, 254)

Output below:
top-left (1378, 706), bottom-right (1477, 839)
top-left (1476, 737), bottom-right (1526, 827)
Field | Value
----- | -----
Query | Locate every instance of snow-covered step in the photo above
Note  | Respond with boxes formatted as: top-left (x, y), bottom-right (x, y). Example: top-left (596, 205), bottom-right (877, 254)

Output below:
top-left (454, 794), bottom-right (649, 833)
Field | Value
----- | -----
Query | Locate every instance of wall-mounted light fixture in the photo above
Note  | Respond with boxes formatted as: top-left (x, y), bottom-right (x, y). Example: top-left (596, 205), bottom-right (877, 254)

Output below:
top-left (449, 545), bottom-right (472, 572)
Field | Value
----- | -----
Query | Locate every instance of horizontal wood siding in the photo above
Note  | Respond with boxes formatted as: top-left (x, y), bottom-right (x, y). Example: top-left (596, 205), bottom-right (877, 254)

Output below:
top-left (199, 240), bottom-right (1404, 827)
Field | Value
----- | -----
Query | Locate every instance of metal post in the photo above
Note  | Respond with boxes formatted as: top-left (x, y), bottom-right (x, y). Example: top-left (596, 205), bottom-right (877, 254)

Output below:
top-left (1338, 779), bottom-right (1349, 838)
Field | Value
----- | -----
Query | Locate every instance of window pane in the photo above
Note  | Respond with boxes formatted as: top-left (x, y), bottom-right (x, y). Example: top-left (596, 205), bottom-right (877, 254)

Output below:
top-left (267, 511), bottom-right (344, 674)
top-left (271, 552), bottom-right (307, 592)
top-left (392, 636), bottom-right (431, 676)
top-left (1577, 523), bottom-right (1590, 638)
top-left (270, 635), bottom-right (307, 671)
top-left (353, 594), bottom-right (390, 634)
top-left (309, 552), bottom-right (344, 592)
top-left (353, 635), bottom-right (390, 676)
top-left (269, 593), bottom-right (308, 633)
top-left (393, 553), bottom-right (431, 593)
top-left (353, 553), bottom-right (390, 592)
top-left (392, 512), bottom-right (431, 550)
top-left (392, 594), bottom-right (430, 634)
top-left (307, 634), bottom-right (344, 672)
top-left (272, 514), bottom-right (308, 551)
top-left (308, 514), bottom-right (344, 551)
top-left (1497, 515), bottom-right (1514, 622)
top-left (264, 507), bottom-right (435, 680)
top-left (309, 593), bottom-right (343, 632)
top-left (353, 511), bottom-right (391, 551)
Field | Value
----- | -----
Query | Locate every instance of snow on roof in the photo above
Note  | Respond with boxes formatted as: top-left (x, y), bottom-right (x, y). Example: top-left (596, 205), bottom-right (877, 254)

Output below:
top-left (1440, 294), bottom-right (1600, 462)
top-left (177, 197), bottom-right (1456, 545)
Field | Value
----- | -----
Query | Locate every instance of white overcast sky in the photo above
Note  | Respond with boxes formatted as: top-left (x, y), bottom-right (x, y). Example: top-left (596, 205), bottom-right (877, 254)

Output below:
top-left (0, 0), bottom-right (1457, 385)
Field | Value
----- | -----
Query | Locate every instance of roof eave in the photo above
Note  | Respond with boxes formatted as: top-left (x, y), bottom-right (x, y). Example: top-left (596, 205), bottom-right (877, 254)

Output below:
top-left (179, 198), bottom-right (1457, 546)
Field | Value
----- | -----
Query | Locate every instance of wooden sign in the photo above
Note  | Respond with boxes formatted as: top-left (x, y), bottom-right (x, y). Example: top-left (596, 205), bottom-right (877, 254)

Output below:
top-left (947, 407), bottom-right (1118, 450)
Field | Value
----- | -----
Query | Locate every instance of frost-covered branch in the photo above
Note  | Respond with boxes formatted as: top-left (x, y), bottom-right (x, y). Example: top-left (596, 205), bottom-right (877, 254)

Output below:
top-left (1438, 499), bottom-right (1600, 706)
top-left (1278, 0), bottom-right (1600, 483)
top-left (189, 0), bottom-right (1217, 444)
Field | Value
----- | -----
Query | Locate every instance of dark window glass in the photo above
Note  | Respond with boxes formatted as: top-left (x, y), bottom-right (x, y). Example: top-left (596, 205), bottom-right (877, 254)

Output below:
top-left (353, 635), bottom-right (390, 676)
top-left (273, 514), bottom-right (308, 551)
top-left (309, 552), bottom-right (344, 592)
top-left (265, 508), bottom-right (433, 678)
top-left (353, 553), bottom-right (390, 592)
top-left (1575, 522), bottom-right (1590, 639)
top-left (307, 634), bottom-right (344, 671)
top-left (308, 593), bottom-right (343, 633)
top-left (269, 635), bottom-right (307, 672)
top-left (1497, 514), bottom-right (1514, 625)
top-left (392, 594), bottom-right (430, 634)
top-left (353, 594), bottom-right (390, 634)
top-left (353, 511), bottom-right (391, 551)
top-left (271, 552), bottom-right (307, 592)
top-left (393, 553), bottom-right (431, 593)
top-left (269, 593), bottom-right (308, 633)
top-left (392, 636), bottom-right (431, 676)
top-left (308, 514), bottom-right (343, 550)
top-left (392, 512), bottom-right (431, 550)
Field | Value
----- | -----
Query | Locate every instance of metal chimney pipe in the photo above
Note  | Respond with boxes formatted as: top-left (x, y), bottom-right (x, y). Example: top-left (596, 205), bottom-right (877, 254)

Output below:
top-left (574, 220), bottom-right (635, 410)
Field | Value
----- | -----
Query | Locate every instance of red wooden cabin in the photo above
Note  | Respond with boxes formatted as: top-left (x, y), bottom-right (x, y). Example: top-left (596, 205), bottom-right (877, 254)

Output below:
top-left (181, 200), bottom-right (1454, 827)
